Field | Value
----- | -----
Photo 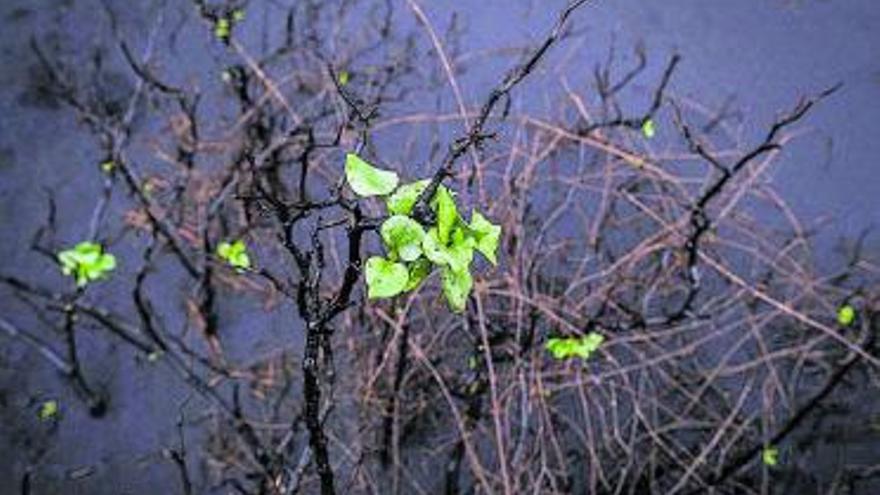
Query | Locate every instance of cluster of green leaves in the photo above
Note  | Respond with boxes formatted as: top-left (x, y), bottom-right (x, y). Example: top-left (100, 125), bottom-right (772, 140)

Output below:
top-left (217, 240), bottom-right (252, 272)
top-left (837, 304), bottom-right (856, 326)
top-left (214, 8), bottom-right (245, 40)
top-left (545, 332), bottom-right (605, 361)
top-left (344, 153), bottom-right (501, 312)
top-left (57, 241), bottom-right (117, 287)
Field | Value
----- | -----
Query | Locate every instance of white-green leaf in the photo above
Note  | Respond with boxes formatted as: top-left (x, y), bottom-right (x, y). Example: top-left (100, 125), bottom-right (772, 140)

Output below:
top-left (345, 153), bottom-right (399, 197)
top-left (469, 211), bottom-right (501, 265)
top-left (442, 266), bottom-right (472, 313)
top-left (381, 215), bottom-right (426, 262)
top-left (365, 256), bottom-right (409, 299)
top-left (386, 180), bottom-right (429, 215)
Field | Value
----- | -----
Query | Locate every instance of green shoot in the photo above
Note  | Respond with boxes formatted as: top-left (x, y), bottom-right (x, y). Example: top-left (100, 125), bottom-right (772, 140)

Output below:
top-left (546, 332), bottom-right (605, 361)
top-left (641, 118), bottom-right (656, 139)
top-left (57, 241), bottom-right (117, 287)
top-left (837, 305), bottom-right (856, 326)
top-left (217, 240), bottom-right (252, 271)
top-left (39, 400), bottom-right (59, 421)
top-left (343, 156), bottom-right (501, 312)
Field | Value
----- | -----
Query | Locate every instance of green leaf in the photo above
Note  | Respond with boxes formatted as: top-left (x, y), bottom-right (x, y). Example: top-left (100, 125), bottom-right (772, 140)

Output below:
top-left (468, 211), bottom-right (501, 265)
top-left (447, 239), bottom-right (474, 274)
top-left (345, 153), bottom-right (399, 197)
top-left (365, 256), bottom-right (409, 299)
top-left (434, 185), bottom-right (458, 244)
top-left (762, 446), bottom-right (779, 467)
top-left (386, 180), bottom-right (429, 215)
top-left (641, 118), bottom-right (656, 139)
top-left (545, 332), bottom-right (605, 361)
top-left (442, 265), bottom-right (472, 313)
top-left (381, 215), bottom-right (426, 262)
top-left (338, 70), bottom-right (350, 86)
top-left (39, 400), bottom-right (58, 421)
top-left (100, 160), bottom-right (115, 173)
top-left (404, 258), bottom-right (432, 292)
top-left (232, 9), bottom-right (245, 22)
top-left (837, 305), bottom-right (856, 326)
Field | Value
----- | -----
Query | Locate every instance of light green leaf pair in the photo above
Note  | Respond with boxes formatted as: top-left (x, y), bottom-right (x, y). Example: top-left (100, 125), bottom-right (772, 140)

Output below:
top-left (214, 9), bottom-right (244, 40)
top-left (57, 241), bottom-right (117, 287)
top-left (762, 446), bottom-right (779, 467)
top-left (345, 153), bottom-right (399, 197)
top-left (217, 240), bottom-right (251, 271)
top-left (214, 18), bottom-right (231, 40)
top-left (545, 332), bottom-right (605, 361)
